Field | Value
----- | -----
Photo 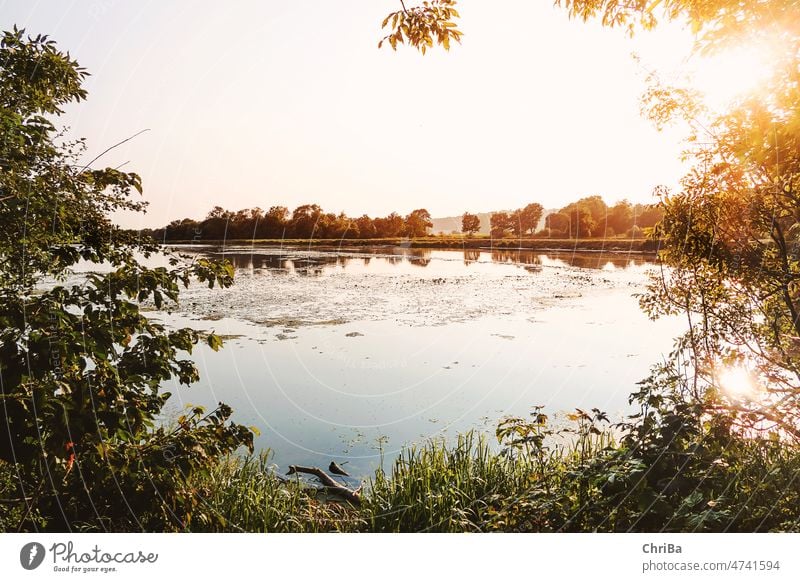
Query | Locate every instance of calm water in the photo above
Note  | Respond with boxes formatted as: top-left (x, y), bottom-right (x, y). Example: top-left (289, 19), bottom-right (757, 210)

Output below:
top-left (155, 245), bottom-right (683, 478)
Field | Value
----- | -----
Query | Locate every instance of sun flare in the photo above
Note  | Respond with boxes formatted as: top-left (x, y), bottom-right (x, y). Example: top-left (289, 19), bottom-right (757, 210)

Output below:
top-left (692, 43), bottom-right (776, 109)
top-left (717, 365), bottom-right (758, 399)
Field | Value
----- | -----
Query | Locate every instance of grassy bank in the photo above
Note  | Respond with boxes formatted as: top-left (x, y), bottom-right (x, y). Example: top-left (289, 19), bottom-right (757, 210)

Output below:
top-left (5, 408), bottom-right (800, 532)
top-left (188, 418), bottom-right (800, 533)
top-left (160, 236), bottom-right (661, 254)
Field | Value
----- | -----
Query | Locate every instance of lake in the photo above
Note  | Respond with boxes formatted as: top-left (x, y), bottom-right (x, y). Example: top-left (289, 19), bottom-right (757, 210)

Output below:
top-left (155, 245), bottom-right (684, 478)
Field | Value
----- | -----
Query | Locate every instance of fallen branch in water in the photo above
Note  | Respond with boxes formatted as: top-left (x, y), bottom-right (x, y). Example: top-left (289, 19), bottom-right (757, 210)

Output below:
top-left (287, 465), bottom-right (361, 505)
top-left (328, 461), bottom-right (350, 476)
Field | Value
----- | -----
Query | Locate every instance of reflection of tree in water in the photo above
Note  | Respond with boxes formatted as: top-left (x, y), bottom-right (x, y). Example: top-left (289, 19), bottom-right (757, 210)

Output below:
top-left (379, 247), bottom-right (432, 267)
top-left (546, 252), bottom-right (644, 270)
top-left (463, 250), bottom-right (480, 265)
top-left (403, 248), bottom-right (431, 267)
top-left (491, 250), bottom-right (543, 268)
top-left (203, 247), bottom-right (649, 276)
top-left (209, 252), bottom-right (344, 276)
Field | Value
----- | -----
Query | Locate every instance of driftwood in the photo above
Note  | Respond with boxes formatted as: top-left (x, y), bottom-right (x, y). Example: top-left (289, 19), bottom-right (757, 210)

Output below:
top-left (328, 461), bottom-right (350, 476)
top-left (287, 465), bottom-right (361, 505)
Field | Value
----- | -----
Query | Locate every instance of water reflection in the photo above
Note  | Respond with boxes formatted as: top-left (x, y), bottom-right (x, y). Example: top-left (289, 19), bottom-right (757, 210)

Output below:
top-left (171, 244), bottom-right (653, 276)
top-left (463, 250), bottom-right (480, 264)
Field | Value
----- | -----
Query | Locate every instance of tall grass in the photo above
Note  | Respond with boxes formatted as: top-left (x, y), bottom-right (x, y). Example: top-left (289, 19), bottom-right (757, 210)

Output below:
top-left (364, 434), bottom-right (531, 532)
top-left (191, 452), bottom-right (362, 532)
top-left (187, 422), bottom-right (800, 532)
top-left (6, 422), bottom-right (800, 532)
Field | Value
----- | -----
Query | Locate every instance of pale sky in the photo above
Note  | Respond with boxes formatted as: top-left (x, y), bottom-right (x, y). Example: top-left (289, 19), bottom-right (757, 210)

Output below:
top-left (1, 1), bottom-right (728, 228)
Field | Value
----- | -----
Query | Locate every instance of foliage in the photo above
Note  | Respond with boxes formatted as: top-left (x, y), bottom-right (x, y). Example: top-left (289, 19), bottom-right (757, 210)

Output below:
top-left (555, 0), bottom-right (797, 50)
top-left (546, 195), bottom-right (662, 238)
top-left (150, 197), bottom-right (661, 242)
top-left (188, 453), bottom-right (362, 532)
top-left (146, 397), bottom-right (800, 532)
top-left (630, 5), bottom-right (800, 438)
top-left (405, 208), bottom-right (433, 237)
top-left (461, 212), bottom-right (481, 236)
top-left (489, 211), bottom-right (513, 238)
top-left (515, 202), bottom-right (545, 236)
top-left (0, 28), bottom-right (252, 532)
top-left (379, 0), bottom-right (463, 54)
top-left (365, 434), bottom-right (527, 532)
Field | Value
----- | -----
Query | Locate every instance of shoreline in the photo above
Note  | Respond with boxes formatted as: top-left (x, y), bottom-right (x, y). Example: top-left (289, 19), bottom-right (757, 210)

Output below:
top-left (159, 237), bottom-right (661, 255)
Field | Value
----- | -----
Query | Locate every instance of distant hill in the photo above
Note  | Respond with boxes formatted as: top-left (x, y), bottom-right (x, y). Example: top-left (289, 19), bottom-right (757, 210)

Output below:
top-left (431, 209), bottom-right (558, 235)
top-left (431, 212), bottom-right (493, 235)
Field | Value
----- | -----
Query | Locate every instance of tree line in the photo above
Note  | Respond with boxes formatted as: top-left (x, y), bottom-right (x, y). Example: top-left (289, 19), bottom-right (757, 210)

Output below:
top-left (148, 196), bottom-right (662, 241)
top-left (466, 196), bottom-right (662, 238)
top-left (147, 205), bottom-right (434, 240)
top-left (542, 195), bottom-right (662, 238)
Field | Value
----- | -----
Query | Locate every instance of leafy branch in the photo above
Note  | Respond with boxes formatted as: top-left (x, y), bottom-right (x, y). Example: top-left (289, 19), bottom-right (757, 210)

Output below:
top-left (379, 0), bottom-right (462, 54)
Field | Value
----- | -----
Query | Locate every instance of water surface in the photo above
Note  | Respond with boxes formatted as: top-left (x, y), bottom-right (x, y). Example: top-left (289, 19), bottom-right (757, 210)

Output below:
top-left (156, 245), bottom-right (682, 478)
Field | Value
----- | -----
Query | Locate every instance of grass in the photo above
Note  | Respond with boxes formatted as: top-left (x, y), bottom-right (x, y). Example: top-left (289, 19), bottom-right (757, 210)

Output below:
top-left (6, 413), bottom-right (800, 532)
top-left (365, 434), bottom-right (530, 532)
top-left (191, 453), bottom-right (363, 532)
top-left (187, 422), bottom-right (800, 533)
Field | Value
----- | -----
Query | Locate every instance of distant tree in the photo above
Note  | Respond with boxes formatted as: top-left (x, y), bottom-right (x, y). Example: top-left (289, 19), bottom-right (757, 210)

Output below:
top-left (375, 212), bottom-right (406, 237)
top-left (545, 212), bottom-right (570, 236)
top-left (565, 206), bottom-right (595, 238)
top-left (405, 208), bottom-right (433, 237)
top-left (607, 200), bottom-right (633, 235)
top-left (203, 206), bottom-right (232, 239)
top-left (557, 196), bottom-right (606, 238)
top-left (290, 204), bottom-right (323, 238)
top-left (490, 211), bottom-right (513, 238)
top-left (355, 214), bottom-right (377, 238)
top-left (517, 203), bottom-right (544, 236)
top-left (320, 212), bottom-right (356, 238)
top-left (339, 213), bottom-right (359, 239)
top-left (577, 195), bottom-right (608, 233)
top-left (633, 203), bottom-right (663, 229)
top-left (262, 205), bottom-right (289, 238)
top-left (206, 205), bottom-right (231, 220)
top-left (229, 207), bottom-right (263, 239)
top-left (164, 218), bottom-right (201, 241)
top-left (461, 212), bottom-right (481, 236)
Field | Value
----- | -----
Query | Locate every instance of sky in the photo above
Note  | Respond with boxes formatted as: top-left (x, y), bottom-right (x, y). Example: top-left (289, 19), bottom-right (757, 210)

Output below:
top-left (0, 0), bottom-right (740, 228)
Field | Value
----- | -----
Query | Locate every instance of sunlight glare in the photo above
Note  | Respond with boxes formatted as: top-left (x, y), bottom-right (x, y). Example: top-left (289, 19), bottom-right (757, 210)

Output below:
top-left (692, 44), bottom-right (775, 110)
top-left (717, 365), bottom-right (757, 399)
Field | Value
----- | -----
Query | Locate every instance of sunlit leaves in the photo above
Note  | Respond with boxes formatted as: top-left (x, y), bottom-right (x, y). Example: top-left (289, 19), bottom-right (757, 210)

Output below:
top-left (0, 28), bottom-right (253, 531)
top-left (379, 0), bottom-right (463, 54)
top-left (555, 0), bottom-right (798, 52)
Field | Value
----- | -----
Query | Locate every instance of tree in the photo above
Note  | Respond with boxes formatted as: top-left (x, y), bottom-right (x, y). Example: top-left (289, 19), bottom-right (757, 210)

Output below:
top-left (545, 212), bottom-right (570, 236)
top-left (461, 212), bottom-right (481, 236)
top-left (203, 206), bottom-right (231, 239)
top-left (632, 203), bottom-right (663, 230)
top-left (405, 208), bottom-right (433, 237)
top-left (551, 0), bottom-right (800, 436)
top-left (355, 214), bottom-right (377, 239)
top-left (607, 200), bottom-right (633, 235)
top-left (374, 212), bottom-right (406, 237)
top-left (290, 204), bottom-right (323, 238)
top-left (372, 0), bottom-right (800, 532)
top-left (490, 211), bottom-right (512, 238)
top-left (517, 203), bottom-right (544, 236)
top-left (262, 205), bottom-right (289, 238)
top-left (558, 205), bottom-right (594, 238)
top-left (0, 28), bottom-right (252, 531)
